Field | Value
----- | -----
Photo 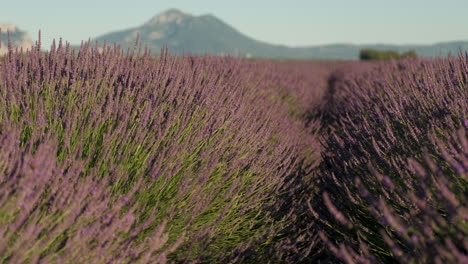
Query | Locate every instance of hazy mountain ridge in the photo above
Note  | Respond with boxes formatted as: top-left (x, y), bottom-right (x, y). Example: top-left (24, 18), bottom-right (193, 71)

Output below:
top-left (3, 10), bottom-right (468, 59)
top-left (93, 9), bottom-right (468, 59)
top-left (0, 24), bottom-right (34, 55)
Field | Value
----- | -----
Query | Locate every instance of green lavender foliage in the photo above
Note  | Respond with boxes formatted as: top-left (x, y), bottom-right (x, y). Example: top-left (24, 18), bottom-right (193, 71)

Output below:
top-left (0, 38), bottom-right (319, 263)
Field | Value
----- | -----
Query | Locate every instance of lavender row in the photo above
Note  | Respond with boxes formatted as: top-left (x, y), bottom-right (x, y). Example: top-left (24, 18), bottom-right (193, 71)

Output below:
top-left (309, 56), bottom-right (467, 263)
top-left (0, 34), bottom-right (321, 262)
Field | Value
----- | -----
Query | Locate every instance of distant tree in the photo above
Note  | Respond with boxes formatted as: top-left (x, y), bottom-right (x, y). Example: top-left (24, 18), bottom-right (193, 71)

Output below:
top-left (360, 49), bottom-right (400, 60)
top-left (360, 49), bottom-right (379, 60)
top-left (401, 50), bottom-right (418, 59)
top-left (386, 50), bottom-right (401, 60)
top-left (360, 49), bottom-right (418, 61)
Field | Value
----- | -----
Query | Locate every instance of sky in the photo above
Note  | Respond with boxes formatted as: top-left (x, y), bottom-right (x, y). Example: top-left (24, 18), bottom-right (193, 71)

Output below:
top-left (1, 0), bottom-right (468, 48)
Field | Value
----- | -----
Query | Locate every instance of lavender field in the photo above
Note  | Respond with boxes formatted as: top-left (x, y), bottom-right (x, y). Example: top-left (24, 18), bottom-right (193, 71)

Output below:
top-left (0, 33), bottom-right (466, 263)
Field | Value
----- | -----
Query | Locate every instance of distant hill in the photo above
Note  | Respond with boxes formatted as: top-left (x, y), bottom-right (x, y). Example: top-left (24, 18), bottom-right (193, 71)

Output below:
top-left (93, 9), bottom-right (468, 59)
top-left (94, 9), bottom-right (296, 58)
top-left (0, 24), bottom-right (34, 55)
top-left (3, 11), bottom-right (467, 59)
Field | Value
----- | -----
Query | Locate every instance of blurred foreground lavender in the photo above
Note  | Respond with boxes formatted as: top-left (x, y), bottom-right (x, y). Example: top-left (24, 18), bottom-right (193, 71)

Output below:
top-left (0, 33), bottom-right (321, 263)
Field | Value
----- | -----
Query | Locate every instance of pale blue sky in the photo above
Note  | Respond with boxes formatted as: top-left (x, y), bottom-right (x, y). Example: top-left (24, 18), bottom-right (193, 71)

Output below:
top-left (2, 0), bottom-right (467, 48)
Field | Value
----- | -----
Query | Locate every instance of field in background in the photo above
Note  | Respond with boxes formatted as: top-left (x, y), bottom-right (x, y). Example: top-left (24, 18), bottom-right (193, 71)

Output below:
top-left (0, 38), bottom-right (466, 263)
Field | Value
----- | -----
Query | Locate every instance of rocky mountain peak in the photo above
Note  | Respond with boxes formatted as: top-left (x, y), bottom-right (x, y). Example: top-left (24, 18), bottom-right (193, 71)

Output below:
top-left (0, 24), bottom-right (34, 55)
top-left (0, 23), bottom-right (18, 32)
top-left (144, 9), bottom-right (191, 26)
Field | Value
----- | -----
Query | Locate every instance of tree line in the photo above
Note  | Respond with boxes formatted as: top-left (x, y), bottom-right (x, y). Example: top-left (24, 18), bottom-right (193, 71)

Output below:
top-left (360, 49), bottom-right (418, 60)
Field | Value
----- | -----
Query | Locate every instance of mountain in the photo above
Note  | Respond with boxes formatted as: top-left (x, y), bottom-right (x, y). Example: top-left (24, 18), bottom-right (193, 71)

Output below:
top-left (0, 24), bottom-right (34, 55)
top-left (93, 9), bottom-right (468, 59)
top-left (94, 9), bottom-right (292, 57)
top-left (2, 13), bottom-right (467, 59)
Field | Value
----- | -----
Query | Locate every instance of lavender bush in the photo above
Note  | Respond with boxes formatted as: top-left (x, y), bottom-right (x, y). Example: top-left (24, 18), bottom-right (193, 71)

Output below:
top-left (309, 56), bottom-right (467, 263)
top-left (0, 34), bottom-right (320, 262)
top-left (0, 131), bottom-right (180, 263)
